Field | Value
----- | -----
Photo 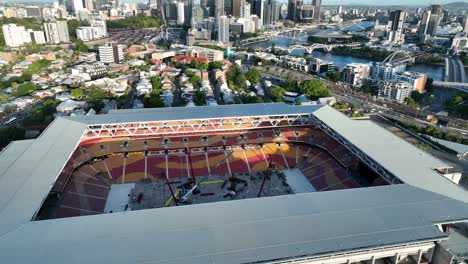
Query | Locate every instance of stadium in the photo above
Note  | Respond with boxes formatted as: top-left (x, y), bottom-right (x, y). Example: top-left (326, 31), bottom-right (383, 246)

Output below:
top-left (0, 103), bottom-right (467, 264)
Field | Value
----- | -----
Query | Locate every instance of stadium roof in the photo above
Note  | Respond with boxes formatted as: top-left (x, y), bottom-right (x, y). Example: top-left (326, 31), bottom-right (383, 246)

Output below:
top-left (0, 103), bottom-right (467, 263)
top-left (313, 106), bottom-right (468, 204)
top-left (70, 103), bottom-right (323, 124)
top-left (1, 185), bottom-right (468, 264)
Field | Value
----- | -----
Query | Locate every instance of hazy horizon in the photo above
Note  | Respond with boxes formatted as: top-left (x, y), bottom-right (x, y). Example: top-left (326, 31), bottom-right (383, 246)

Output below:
top-left (2, 0), bottom-right (468, 6)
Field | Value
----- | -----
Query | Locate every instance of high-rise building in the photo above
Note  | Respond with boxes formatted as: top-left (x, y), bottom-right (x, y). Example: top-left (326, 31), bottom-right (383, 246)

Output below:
top-left (341, 63), bottom-right (370, 87)
top-left (177, 0), bottom-right (185, 25)
top-left (376, 80), bottom-right (411, 103)
top-left (2, 24), bottom-right (32, 47)
top-left (44, 20), bottom-right (70, 44)
top-left (232, 0), bottom-right (243, 17)
top-left (224, 0), bottom-right (233, 16)
top-left (265, 0), bottom-right (280, 26)
top-left (215, 0), bottom-right (224, 19)
top-left (313, 0), bottom-right (321, 22)
top-left (464, 16), bottom-right (468, 33)
top-left (72, 0), bottom-right (84, 12)
top-left (99, 44), bottom-right (125, 64)
top-left (337, 5), bottom-right (342, 15)
top-left (388, 10), bottom-right (407, 45)
top-left (419, 10), bottom-right (431, 40)
top-left (287, 0), bottom-right (297, 21)
top-left (29, 30), bottom-right (46, 44)
top-left (184, 0), bottom-right (194, 24)
top-left (218, 15), bottom-right (229, 43)
top-left (252, 0), bottom-right (264, 27)
top-left (426, 5), bottom-right (443, 37)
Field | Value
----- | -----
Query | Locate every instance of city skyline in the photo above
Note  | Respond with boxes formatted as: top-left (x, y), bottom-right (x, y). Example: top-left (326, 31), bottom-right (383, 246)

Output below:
top-left (3, 0), bottom-right (468, 6)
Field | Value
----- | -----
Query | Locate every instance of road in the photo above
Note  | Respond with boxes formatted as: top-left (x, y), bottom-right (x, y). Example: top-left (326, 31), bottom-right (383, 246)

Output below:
top-left (446, 56), bottom-right (466, 83)
top-left (258, 65), bottom-right (468, 134)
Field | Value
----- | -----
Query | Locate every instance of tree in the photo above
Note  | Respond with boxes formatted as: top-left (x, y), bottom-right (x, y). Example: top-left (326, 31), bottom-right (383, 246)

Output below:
top-left (208, 61), bottom-right (224, 70)
top-left (325, 71), bottom-right (340, 82)
top-left (189, 75), bottom-right (202, 88)
top-left (189, 61), bottom-right (209, 71)
top-left (245, 68), bottom-right (260, 84)
top-left (193, 89), bottom-right (206, 106)
top-left (13, 82), bottom-right (40, 97)
top-left (302, 80), bottom-right (331, 100)
top-left (240, 94), bottom-right (264, 104)
top-left (151, 76), bottom-right (162, 90)
top-left (226, 65), bottom-right (247, 90)
top-left (74, 40), bottom-right (89, 53)
top-left (405, 96), bottom-right (417, 108)
top-left (144, 94), bottom-right (165, 108)
top-left (67, 19), bottom-right (81, 39)
top-left (0, 127), bottom-right (25, 149)
top-left (284, 73), bottom-right (300, 93)
top-left (71, 88), bottom-right (84, 99)
top-left (269, 85), bottom-right (286, 102)
top-left (361, 84), bottom-right (373, 94)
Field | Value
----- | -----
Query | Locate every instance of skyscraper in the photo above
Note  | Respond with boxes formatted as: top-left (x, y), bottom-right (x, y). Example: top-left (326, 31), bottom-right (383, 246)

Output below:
top-left (313, 0), bottom-right (321, 22)
top-left (177, 0), bottom-right (185, 25)
top-left (232, 0), bottom-right (243, 17)
top-left (264, 0), bottom-right (279, 26)
top-left (184, 0), bottom-right (193, 24)
top-left (215, 0), bottom-right (224, 19)
top-left (218, 15), bottom-right (229, 43)
top-left (224, 0), bottom-right (233, 16)
top-left (426, 5), bottom-right (443, 37)
top-left (388, 10), bottom-right (406, 45)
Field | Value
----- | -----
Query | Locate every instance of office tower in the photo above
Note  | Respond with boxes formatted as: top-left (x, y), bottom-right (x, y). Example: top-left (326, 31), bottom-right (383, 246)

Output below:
top-left (215, 0), bottom-right (224, 19)
top-left (426, 5), bottom-right (443, 37)
top-left (218, 15), bottom-right (229, 43)
top-left (337, 5), bottom-right (342, 15)
top-left (232, 0), bottom-right (242, 17)
top-left (240, 1), bottom-right (250, 19)
top-left (224, 0), bottom-right (233, 15)
top-left (72, 0), bottom-right (84, 12)
top-left (2, 24), bottom-right (32, 47)
top-left (464, 15), bottom-right (468, 33)
top-left (388, 10), bottom-right (406, 45)
top-left (251, 0), bottom-right (264, 26)
top-left (313, 0), bottom-right (321, 22)
top-left (177, 0), bottom-right (185, 25)
top-left (84, 0), bottom-right (94, 10)
top-left (184, 0), bottom-right (193, 24)
top-left (419, 10), bottom-right (431, 38)
top-left (264, 0), bottom-right (279, 26)
top-left (192, 6), bottom-right (204, 24)
top-left (287, 0), bottom-right (296, 21)
top-left (99, 44), bottom-right (125, 64)
top-left (44, 21), bottom-right (70, 44)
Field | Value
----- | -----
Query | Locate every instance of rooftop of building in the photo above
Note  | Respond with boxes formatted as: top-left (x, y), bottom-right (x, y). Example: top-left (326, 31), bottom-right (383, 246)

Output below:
top-left (0, 103), bottom-right (467, 263)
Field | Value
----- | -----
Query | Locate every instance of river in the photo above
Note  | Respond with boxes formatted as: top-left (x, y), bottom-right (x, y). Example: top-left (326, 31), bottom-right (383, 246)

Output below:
top-left (245, 37), bottom-right (446, 81)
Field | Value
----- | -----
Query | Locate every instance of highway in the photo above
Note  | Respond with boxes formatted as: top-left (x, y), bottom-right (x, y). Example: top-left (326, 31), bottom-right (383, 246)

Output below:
top-left (445, 56), bottom-right (466, 83)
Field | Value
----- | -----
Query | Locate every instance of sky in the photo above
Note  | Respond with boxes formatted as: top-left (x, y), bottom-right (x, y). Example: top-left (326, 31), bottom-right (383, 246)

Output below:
top-left (4, 0), bottom-right (468, 6)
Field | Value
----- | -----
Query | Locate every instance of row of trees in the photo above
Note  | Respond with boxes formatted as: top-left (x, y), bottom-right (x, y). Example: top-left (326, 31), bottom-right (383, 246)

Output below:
top-left (397, 120), bottom-right (468, 145)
